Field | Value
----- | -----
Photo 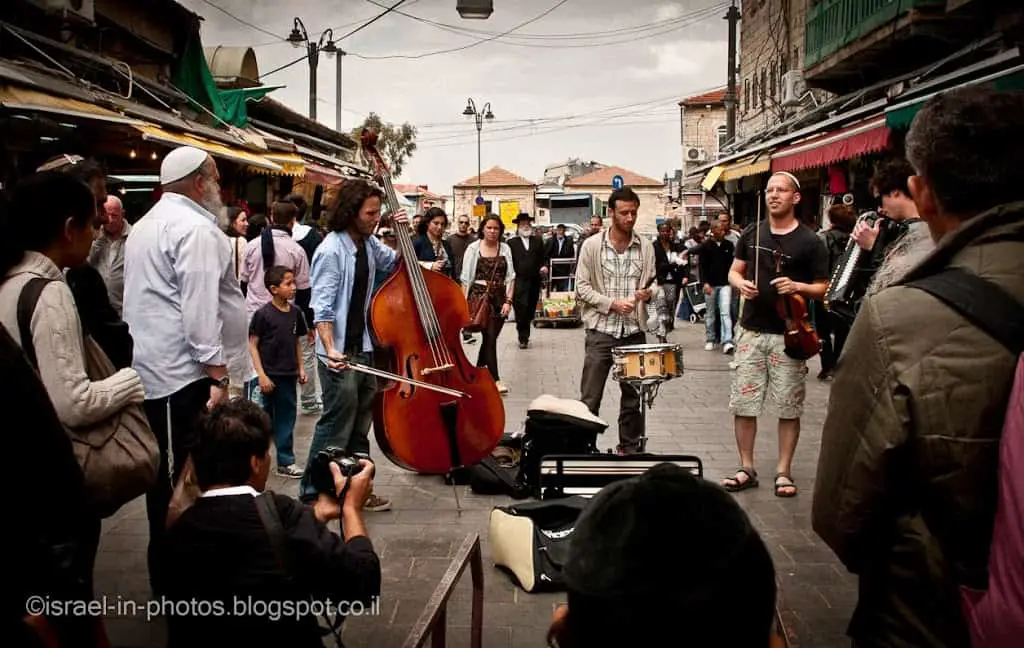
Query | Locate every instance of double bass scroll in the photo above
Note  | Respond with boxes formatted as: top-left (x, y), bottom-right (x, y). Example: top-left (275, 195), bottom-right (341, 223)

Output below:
top-left (360, 129), bottom-right (506, 475)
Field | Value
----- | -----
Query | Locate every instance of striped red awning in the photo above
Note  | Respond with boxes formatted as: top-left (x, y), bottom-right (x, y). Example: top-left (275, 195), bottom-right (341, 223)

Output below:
top-left (304, 162), bottom-right (346, 186)
top-left (771, 116), bottom-right (891, 173)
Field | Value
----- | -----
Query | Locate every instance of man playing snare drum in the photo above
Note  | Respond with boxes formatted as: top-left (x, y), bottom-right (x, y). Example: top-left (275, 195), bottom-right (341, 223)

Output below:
top-left (575, 187), bottom-right (657, 455)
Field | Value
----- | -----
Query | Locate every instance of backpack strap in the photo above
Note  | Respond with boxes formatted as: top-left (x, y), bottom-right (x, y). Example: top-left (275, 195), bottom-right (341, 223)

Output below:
top-left (253, 492), bottom-right (298, 582)
top-left (16, 277), bottom-right (55, 369)
top-left (905, 268), bottom-right (1024, 356)
top-left (253, 492), bottom-right (346, 645)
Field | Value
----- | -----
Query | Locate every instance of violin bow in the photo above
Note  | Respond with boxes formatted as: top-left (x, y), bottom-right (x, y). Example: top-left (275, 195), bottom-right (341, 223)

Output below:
top-left (755, 188), bottom-right (762, 286)
top-left (316, 354), bottom-right (468, 399)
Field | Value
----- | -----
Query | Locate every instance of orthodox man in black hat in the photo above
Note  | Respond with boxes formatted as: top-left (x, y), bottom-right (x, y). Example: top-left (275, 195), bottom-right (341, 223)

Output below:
top-left (506, 212), bottom-right (546, 348)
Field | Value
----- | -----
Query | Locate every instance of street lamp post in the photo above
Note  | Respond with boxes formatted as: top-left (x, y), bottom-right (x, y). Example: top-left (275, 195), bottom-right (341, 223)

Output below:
top-left (462, 98), bottom-right (494, 198)
top-left (287, 18), bottom-right (339, 123)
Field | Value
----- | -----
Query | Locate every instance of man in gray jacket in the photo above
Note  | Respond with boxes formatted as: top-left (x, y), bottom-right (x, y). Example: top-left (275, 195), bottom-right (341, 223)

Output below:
top-left (575, 187), bottom-right (656, 455)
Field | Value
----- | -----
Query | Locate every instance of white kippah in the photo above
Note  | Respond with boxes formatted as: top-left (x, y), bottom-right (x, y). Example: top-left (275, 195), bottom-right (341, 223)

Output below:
top-left (160, 146), bottom-right (209, 185)
top-left (771, 171), bottom-right (801, 190)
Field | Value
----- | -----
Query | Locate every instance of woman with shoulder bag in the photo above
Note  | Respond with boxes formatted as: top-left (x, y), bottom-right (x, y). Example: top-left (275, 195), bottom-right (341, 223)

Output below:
top-left (0, 173), bottom-right (157, 606)
top-left (460, 214), bottom-right (515, 395)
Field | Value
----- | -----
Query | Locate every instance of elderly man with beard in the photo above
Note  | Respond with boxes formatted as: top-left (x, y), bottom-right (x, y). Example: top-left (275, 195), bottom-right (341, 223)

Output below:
top-left (123, 146), bottom-right (249, 595)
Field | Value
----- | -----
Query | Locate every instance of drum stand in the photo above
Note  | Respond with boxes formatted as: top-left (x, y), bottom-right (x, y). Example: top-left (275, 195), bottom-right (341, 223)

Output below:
top-left (617, 378), bottom-right (664, 454)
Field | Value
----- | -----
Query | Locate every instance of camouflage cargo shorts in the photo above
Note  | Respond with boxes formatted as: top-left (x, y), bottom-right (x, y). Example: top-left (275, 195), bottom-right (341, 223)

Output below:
top-left (728, 329), bottom-right (808, 419)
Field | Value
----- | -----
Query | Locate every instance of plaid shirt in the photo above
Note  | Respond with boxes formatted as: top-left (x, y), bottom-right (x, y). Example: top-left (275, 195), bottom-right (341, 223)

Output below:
top-left (592, 232), bottom-right (644, 338)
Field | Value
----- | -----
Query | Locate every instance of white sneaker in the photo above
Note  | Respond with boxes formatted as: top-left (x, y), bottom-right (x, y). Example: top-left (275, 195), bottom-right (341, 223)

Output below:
top-left (704, 343), bottom-right (715, 351)
top-left (496, 381), bottom-right (509, 394)
top-left (277, 464), bottom-right (303, 479)
top-left (723, 343), bottom-right (735, 355)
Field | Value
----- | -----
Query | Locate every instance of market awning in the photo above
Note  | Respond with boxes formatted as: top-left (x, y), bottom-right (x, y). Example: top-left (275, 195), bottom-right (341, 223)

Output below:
top-left (303, 162), bottom-right (346, 186)
top-left (250, 152), bottom-right (305, 177)
top-left (886, 64), bottom-right (1024, 130)
top-left (134, 123), bottom-right (282, 172)
top-left (700, 165), bottom-right (725, 191)
top-left (720, 155), bottom-right (771, 182)
top-left (0, 85), bottom-right (144, 126)
top-left (770, 116), bottom-right (890, 173)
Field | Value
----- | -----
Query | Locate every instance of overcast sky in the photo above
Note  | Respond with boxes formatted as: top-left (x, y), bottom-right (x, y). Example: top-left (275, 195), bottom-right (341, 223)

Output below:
top-left (177, 0), bottom-right (729, 196)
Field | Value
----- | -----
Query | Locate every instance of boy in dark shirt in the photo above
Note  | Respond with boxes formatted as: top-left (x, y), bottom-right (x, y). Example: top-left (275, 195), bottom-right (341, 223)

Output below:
top-left (249, 266), bottom-right (308, 478)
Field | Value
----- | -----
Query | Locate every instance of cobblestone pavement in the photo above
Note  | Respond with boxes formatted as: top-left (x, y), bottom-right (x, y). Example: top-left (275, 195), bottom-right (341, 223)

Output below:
top-left (96, 318), bottom-right (856, 647)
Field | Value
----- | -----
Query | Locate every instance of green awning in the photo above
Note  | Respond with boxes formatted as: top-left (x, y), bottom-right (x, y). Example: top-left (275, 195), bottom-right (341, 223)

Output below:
top-left (173, 31), bottom-right (281, 127)
top-left (217, 86), bottom-right (282, 128)
top-left (886, 67), bottom-right (1024, 130)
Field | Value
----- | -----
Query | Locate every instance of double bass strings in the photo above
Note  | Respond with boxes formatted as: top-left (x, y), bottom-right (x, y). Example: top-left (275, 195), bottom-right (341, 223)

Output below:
top-left (380, 173), bottom-right (454, 371)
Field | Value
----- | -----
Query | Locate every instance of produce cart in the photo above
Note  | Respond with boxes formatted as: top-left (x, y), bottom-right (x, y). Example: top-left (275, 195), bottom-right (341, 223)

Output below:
top-left (534, 258), bottom-right (581, 328)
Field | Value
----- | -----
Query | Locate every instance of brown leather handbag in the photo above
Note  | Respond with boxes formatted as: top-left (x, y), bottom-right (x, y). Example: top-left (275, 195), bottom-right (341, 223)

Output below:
top-left (465, 256), bottom-right (502, 332)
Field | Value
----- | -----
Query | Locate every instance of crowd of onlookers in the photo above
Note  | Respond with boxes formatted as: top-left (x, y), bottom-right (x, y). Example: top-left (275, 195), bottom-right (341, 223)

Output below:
top-left (5, 86), bottom-right (1023, 648)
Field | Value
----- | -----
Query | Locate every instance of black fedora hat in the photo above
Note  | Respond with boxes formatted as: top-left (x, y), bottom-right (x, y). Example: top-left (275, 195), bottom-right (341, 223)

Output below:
top-left (511, 212), bottom-right (534, 224)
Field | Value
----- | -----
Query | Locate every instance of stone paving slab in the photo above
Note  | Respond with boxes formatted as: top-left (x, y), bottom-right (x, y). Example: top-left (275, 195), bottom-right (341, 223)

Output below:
top-left (95, 319), bottom-right (855, 647)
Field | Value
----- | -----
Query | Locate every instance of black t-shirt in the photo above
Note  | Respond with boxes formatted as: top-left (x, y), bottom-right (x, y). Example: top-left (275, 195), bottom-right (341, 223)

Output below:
top-left (345, 240), bottom-right (369, 354)
top-left (735, 220), bottom-right (829, 334)
top-left (249, 302), bottom-right (308, 376)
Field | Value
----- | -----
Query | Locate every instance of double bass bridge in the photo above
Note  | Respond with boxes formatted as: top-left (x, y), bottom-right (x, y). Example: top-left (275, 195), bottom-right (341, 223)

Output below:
top-left (421, 363), bottom-right (455, 376)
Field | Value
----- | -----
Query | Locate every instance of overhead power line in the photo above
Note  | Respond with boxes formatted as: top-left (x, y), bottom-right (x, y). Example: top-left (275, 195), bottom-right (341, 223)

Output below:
top-left (351, 0), bottom-right (574, 61)
top-left (195, 0), bottom-right (283, 40)
top-left (365, 0), bottom-right (726, 44)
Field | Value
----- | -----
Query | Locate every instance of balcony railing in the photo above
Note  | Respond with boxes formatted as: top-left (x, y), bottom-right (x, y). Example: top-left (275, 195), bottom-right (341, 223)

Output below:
top-left (804, 0), bottom-right (945, 68)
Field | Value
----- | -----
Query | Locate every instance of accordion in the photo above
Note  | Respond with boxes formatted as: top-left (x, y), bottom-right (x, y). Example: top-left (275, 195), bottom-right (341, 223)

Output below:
top-left (824, 212), bottom-right (903, 322)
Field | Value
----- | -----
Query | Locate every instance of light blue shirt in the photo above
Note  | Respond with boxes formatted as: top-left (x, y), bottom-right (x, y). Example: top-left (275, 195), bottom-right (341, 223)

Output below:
top-left (311, 230), bottom-right (398, 356)
top-left (122, 193), bottom-right (248, 400)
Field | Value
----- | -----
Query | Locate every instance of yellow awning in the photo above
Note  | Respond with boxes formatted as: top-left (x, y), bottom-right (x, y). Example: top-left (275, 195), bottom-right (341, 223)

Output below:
top-left (134, 124), bottom-right (282, 173)
top-left (719, 155), bottom-right (771, 182)
top-left (0, 85), bottom-right (143, 126)
top-left (700, 165), bottom-right (725, 191)
top-left (250, 152), bottom-right (305, 177)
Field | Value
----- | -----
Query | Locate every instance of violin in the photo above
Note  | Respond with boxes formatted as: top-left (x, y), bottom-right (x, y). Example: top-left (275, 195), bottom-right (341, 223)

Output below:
top-left (772, 249), bottom-right (821, 361)
top-left (360, 129), bottom-right (506, 474)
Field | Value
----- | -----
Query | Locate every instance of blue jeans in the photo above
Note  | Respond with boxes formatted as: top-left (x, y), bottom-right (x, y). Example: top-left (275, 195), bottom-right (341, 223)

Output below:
top-left (299, 354), bottom-right (376, 500)
top-left (262, 375), bottom-right (297, 467)
top-left (705, 285), bottom-right (734, 345)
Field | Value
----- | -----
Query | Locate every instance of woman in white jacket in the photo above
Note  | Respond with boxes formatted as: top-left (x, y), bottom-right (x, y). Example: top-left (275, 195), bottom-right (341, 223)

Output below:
top-left (460, 214), bottom-right (515, 394)
top-left (0, 172), bottom-right (145, 602)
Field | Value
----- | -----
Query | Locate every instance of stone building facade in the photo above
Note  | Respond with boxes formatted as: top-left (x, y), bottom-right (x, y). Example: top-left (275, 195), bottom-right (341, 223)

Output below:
top-left (736, 0), bottom-right (829, 144)
top-left (564, 166), bottom-right (665, 235)
top-left (679, 87), bottom-right (728, 189)
top-left (452, 166), bottom-right (537, 230)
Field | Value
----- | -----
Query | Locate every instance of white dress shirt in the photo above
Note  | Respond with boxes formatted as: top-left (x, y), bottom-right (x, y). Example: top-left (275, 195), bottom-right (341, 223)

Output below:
top-left (123, 193), bottom-right (248, 400)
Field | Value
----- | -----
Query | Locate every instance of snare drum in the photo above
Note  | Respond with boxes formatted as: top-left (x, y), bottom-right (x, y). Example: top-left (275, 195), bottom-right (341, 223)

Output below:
top-left (611, 343), bottom-right (683, 383)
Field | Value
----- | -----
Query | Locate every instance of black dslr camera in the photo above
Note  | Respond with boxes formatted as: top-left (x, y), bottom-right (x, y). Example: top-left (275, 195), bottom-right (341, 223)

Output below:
top-left (310, 446), bottom-right (363, 497)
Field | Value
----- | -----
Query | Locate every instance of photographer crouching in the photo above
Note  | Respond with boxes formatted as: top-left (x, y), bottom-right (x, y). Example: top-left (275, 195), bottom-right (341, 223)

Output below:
top-left (162, 400), bottom-right (381, 647)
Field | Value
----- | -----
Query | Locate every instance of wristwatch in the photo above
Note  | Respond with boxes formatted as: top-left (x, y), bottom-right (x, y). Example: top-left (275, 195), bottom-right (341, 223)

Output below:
top-left (212, 376), bottom-right (230, 390)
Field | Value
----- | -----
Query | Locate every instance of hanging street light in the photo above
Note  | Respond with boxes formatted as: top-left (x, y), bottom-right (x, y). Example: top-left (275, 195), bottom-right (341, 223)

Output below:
top-left (457, 0), bottom-right (493, 19)
top-left (463, 98), bottom-right (495, 198)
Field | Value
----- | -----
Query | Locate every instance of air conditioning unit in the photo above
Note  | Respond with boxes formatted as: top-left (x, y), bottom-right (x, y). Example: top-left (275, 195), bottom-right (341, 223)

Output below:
top-left (686, 147), bottom-right (708, 162)
top-left (27, 0), bottom-right (95, 24)
top-left (781, 71), bottom-right (806, 108)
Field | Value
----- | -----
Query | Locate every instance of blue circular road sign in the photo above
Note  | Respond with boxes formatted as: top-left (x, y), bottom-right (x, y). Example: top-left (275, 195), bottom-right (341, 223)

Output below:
top-left (475, 196), bottom-right (485, 205)
top-left (611, 175), bottom-right (624, 190)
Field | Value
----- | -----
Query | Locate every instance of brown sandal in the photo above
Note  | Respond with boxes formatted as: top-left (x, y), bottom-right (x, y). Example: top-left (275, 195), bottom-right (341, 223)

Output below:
top-left (722, 467), bottom-right (759, 492)
top-left (774, 473), bottom-right (798, 498)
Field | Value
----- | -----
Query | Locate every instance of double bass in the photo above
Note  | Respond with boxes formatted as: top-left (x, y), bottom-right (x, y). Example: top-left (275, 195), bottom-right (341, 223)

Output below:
top-left (361, 129), bottom-right (506, 474)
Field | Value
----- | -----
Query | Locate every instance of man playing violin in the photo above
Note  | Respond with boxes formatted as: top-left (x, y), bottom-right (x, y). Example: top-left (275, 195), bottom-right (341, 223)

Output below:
top-left (722, 172), bottom-right (829, 498)
top-left (301, 179), bottom-right (409, 511)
